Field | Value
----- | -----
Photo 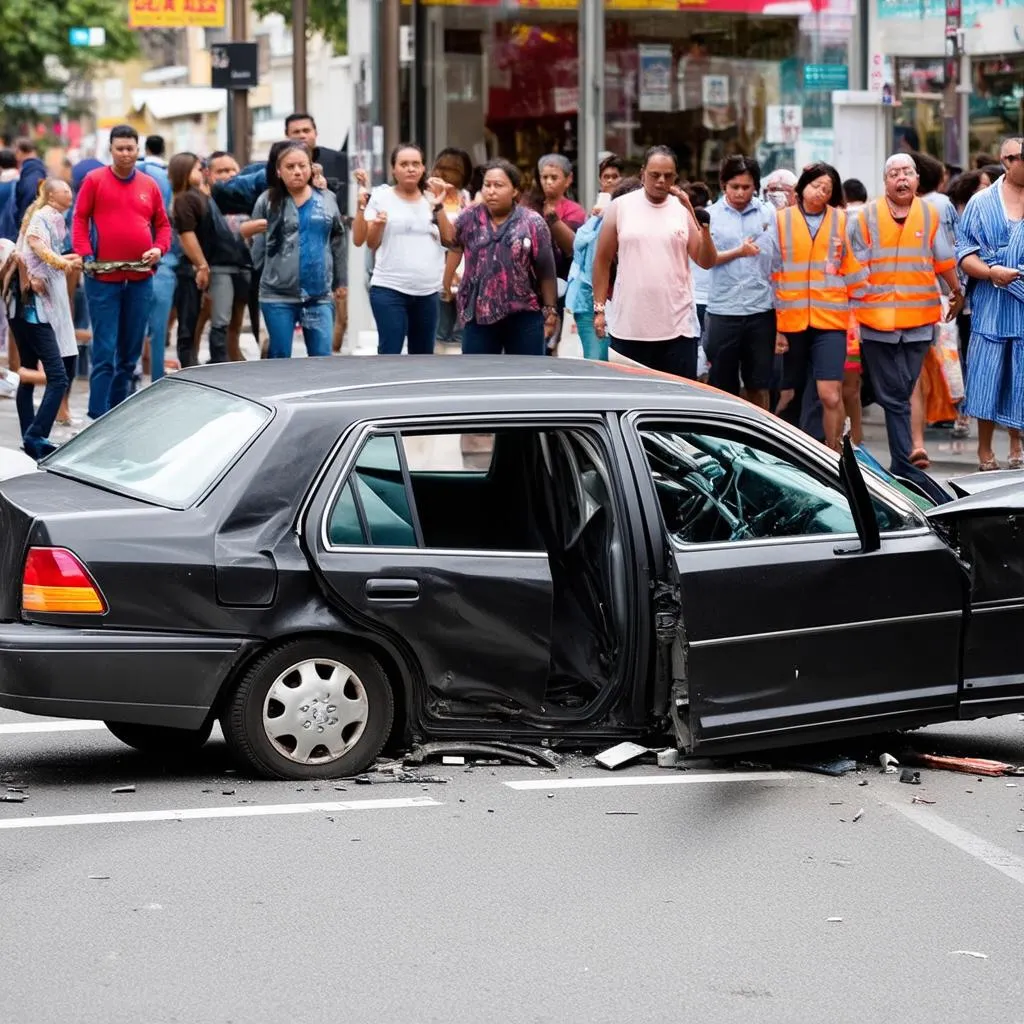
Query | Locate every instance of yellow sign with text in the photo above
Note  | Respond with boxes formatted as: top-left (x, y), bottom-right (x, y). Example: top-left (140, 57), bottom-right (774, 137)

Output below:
top-left (129, 0), bottom-right (226, 28)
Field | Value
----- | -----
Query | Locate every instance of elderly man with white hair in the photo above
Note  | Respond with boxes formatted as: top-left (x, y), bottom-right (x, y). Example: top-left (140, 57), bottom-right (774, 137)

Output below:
top-left (846, 152), bottom-right (964, 504)
top-left (763, 168), bottom-right (798, 209)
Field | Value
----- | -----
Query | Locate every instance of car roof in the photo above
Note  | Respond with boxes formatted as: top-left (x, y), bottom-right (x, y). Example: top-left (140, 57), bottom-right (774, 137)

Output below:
top-left (174, 355), bottom-right (743, 414)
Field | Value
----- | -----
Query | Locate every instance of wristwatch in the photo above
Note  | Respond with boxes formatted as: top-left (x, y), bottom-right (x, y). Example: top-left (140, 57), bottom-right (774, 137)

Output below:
top-left (542, 305), bottom-right (558, 317)
top-left (593, 302), bottom-right (606, 314)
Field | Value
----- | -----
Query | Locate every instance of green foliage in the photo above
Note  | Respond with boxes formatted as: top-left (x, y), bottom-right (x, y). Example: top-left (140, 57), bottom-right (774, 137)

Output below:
top-left (0, 0), bottom-right (136, 96)
top-left (251, 0), bottom-right (347, 56)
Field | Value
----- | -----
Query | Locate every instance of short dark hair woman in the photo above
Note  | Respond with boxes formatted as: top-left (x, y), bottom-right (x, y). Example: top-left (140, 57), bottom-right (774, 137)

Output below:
top-left (704, 153), bottom-right (777, 405)
top-left (442, 159), bottom-right (558, 354)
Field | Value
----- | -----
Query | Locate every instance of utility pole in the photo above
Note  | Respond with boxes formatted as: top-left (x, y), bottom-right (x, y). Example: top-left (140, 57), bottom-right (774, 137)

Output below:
top-left (231, 0), bottom-right (250, 165)
top-left (292, 0), bottom-right (308, 113)
top-left (381, 0), bottom-right (401, 157)
top-left (944, 0), bottom-right (963, 166)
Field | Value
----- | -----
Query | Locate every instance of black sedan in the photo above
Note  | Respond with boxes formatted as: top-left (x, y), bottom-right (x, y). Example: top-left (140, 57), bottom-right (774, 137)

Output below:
top-left (0, 357), bottom-right (1018, 780)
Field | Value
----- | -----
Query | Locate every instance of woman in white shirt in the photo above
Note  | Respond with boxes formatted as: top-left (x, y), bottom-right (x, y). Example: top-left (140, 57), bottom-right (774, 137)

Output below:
top-left (357, 143), bottom-right (455, 354)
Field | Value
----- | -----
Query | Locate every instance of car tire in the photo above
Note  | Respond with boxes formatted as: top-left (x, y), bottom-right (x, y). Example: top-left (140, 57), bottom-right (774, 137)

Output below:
top-left (220, 639), bottom-right (394, 781)
top-left (105, 719), bottom-right (214, 755)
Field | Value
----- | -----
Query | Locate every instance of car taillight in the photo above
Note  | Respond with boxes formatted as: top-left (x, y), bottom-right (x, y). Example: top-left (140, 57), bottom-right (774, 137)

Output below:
top-left (22, 547), bottom-right (106, 614)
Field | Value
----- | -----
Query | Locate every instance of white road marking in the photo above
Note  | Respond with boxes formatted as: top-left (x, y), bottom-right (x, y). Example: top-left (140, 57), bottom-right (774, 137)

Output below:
top-left (882, 795), bottom-right (1024, 887)
top-left (505, 771), bottom-right (793, 791)
top-left (0, 721), bottom-right (108, 735)
top-left (0, 795), bottom-right (440, 831)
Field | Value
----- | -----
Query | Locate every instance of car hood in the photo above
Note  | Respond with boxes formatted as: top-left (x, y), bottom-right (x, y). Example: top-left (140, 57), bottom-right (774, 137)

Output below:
top-left (926, 470), bottom-right (1024, 521)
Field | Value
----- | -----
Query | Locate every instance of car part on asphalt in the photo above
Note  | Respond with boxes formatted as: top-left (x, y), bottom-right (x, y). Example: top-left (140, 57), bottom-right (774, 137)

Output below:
top-left (595, 741), bottom-right (649, 770)
top-left (404, 741), bottom-right (562, 769)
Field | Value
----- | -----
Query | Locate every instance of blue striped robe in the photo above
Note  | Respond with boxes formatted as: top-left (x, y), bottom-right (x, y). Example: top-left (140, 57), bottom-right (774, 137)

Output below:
top-left (957, 180), bottom-right (1024, 428)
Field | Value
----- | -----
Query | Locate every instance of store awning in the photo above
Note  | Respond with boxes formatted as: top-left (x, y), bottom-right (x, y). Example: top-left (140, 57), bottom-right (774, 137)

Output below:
top-left (130, 88), bottom-right (226, 122)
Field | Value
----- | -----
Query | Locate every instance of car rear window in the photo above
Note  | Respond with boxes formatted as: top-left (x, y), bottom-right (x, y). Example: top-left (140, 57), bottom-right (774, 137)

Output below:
top-left (43, 379), bottom-right (271, 509)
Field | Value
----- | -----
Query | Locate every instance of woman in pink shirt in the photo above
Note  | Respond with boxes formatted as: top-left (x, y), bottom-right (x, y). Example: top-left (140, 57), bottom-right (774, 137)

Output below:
top-left (591, 146), bottom-right (717, 378)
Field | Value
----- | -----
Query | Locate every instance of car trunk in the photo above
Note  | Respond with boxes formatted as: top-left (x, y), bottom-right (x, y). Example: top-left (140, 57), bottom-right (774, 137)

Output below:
top-left (0, 472), bottom-right (162, 622)
top-left (928, 474), bottom-right (1024, 715)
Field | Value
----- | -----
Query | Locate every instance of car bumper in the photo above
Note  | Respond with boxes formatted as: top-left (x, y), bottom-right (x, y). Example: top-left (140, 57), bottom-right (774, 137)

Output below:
top-left (0, 623), bottom-right (252, 729)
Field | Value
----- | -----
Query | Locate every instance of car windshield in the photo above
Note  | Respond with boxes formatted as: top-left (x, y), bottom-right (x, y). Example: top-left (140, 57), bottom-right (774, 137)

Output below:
top-left (42, 379), bottom-right (271, 509)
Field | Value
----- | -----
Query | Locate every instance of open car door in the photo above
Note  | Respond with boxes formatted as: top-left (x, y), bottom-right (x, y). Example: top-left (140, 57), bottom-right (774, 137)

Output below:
top-left (625, 416), bottom-right (968, 755)
top-left (928, 474), bottom-right (1024, 718)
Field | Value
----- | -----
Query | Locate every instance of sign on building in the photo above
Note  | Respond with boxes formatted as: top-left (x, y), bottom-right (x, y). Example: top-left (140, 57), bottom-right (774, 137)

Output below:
top-left (210, 43), bottom-right (259, 89)
top-left (128, 0), bottom-right (226, 29)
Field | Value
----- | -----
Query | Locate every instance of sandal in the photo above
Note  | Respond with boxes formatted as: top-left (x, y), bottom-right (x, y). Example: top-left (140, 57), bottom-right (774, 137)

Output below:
top-left (952, 414), bottom-right (971, 440)
top-left (910, 448), bottom-right (931, 469)
top-left (979, 457), bottom-right (1000, 472)
top-left (1009, 452), bottom-right (1024, 470)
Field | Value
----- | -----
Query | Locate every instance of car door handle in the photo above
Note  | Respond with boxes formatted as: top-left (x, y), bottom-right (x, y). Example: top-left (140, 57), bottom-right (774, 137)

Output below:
top-left (365, 578), bottom-right (420, 601)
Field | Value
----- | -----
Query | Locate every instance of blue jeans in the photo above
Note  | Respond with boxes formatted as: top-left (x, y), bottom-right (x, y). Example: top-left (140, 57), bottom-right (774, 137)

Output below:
top-left (369, 286), bottom-right (439, 355)
top-left (12, 319), bottom-right (69, 459)
top-left (147, 260), bottom-right (177, 380)
top-left (574, 310), bottom-right (608, 361)
top-left (84, 276), bottom-right (153, 419)
top-left (261, 300), bottom-right (334, 358)
top-left (462, 311), bottom-right (546, 356)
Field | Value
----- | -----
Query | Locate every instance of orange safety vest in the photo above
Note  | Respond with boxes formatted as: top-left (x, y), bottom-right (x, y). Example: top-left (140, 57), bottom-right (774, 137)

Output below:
top-left (850, 197), bottom-right (954, 333)
top-left (774, 206), bottom-right (862, 333)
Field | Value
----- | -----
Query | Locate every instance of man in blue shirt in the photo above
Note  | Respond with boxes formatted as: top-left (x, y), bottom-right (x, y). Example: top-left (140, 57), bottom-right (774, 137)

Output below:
top-left (704, 155), bottom-right (777, 409)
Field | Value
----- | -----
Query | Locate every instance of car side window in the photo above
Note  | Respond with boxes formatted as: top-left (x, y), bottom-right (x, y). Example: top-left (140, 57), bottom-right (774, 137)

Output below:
top-left (640, 427), bottom-right (866, 545)
top-left (327, 434), bottom-right (416, 548)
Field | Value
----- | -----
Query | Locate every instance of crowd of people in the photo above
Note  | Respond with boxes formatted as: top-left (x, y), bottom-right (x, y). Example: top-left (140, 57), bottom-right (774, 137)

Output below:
top-left (0, 118), bottom-right (1020, 501)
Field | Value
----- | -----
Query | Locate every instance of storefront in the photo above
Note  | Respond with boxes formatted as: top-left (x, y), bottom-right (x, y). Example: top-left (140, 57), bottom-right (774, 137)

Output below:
top-left (404, 0), bottom-right (856, 197)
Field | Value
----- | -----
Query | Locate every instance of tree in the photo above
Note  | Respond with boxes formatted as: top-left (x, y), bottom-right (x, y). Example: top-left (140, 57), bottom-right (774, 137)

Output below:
top-left (251, 0), bottom-right (346, 57)
top-left (0, 0), bottom-right (136, 97)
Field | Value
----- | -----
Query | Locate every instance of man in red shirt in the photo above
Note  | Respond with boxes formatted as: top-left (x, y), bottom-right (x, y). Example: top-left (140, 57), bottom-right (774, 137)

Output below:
top-left (72, 124), bottom-right (171, 419)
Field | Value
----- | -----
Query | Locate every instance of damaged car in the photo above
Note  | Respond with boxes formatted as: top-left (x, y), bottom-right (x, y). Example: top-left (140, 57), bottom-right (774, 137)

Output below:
top-left (0, 356), bottom-right (1019, 780)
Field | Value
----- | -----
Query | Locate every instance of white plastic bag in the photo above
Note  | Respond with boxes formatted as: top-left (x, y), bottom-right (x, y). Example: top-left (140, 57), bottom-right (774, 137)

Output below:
top-left (557, 308), bottom-right (584, 359)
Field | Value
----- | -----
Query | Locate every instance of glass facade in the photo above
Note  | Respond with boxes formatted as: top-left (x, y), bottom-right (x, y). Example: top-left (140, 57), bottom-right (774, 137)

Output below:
top-left (409, 0), bottom-right (855, 192)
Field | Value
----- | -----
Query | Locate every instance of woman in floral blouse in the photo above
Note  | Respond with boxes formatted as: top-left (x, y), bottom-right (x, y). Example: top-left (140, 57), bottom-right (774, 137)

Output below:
top-left (442, 159), bottom-right (558, 355)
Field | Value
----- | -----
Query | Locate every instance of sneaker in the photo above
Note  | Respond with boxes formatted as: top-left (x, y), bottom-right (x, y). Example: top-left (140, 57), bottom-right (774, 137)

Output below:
top-left (0, 369), bottom-right (18, 399)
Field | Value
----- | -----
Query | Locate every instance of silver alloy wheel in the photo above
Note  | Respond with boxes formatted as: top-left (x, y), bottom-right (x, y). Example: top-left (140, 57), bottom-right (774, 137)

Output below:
top-left (262, 657), bottom-right (370, 765)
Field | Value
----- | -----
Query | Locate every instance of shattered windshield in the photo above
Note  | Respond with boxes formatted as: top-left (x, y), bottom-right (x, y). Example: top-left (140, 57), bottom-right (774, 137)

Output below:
top-left (641, 429), bottom-right (859, 544)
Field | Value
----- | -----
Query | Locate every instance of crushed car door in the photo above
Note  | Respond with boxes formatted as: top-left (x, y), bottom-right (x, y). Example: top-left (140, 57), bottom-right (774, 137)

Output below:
top-left (625, 416), bottom-right (967, 754)
top-left (928, 478), bottom-right (1024, 718)
top-left (304, 429), bottom-right (554, 713)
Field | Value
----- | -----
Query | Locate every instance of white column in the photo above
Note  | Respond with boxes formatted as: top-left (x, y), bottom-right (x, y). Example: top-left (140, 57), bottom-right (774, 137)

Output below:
top-left (578, 0), bottom-right (605, 212)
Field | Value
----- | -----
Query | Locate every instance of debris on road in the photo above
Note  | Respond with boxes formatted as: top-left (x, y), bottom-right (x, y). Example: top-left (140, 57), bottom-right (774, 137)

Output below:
top-left (788, 757), bottom-right (857, 776)
top-left (87, 875), bottom-right (110, 880)
top-left (879, 753), bottom-right (900, 774)
top-left (912, 796), bottom-right (936, 805)
top-left (826, 917), bottom-right (843, 923)
top-left (899, 769), bottom-right (922, 785)
top-left (442, 756), bottom-right (465, 766)
top-left (901, 753), bottom-right (1015, 776)
top-left (0, 793), bottom-right (26, 803)
top-left (595, 742), bottom-right (649, 770)
top-left (656, 748), bottom-right (679, 768)
top-left (852, 808), bottom-right (864, 822)
top-left (405, 741), bottom-right (561, 769)
top-left (858, 780), bottom-right (869, 787)
top-left (605, 811), bottom-right (639, 816)
top-left (111, 785), bottom-right (136, 794)
top-left (950, 950), bottom-right (989, 959)
top-left (221, 789), bottom-right (236, 795)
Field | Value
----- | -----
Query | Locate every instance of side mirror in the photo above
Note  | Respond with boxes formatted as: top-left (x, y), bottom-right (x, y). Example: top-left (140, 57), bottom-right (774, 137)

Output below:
top-left (836, 437), bottom-right (881, 555)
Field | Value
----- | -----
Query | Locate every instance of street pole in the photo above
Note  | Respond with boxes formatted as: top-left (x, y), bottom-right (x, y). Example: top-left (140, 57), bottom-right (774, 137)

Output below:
top-left (578, 0), bottom-right (604, 212)
top-left (231, 0), bottom-right (250, 166)
top-left (944, 0), bottom-right (962, 167)
top-left (293, 0), bottom-right (308, 113)
top-left (381, 0), bottom-right (401, 157)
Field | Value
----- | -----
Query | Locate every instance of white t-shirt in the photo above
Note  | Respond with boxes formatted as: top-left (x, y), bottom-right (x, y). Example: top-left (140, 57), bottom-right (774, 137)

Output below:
top-left (365, 186), bottom-right (445, 296)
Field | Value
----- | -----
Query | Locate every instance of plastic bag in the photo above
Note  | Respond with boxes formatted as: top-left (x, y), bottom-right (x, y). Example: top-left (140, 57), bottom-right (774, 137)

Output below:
top-left (557, 308), bottom-right (583, 359)
top-left (934, 316), bottom-right (964, 403)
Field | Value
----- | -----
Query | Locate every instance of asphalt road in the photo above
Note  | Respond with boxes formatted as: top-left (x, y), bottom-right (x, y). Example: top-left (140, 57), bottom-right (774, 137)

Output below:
top-left (2, 707), bottom-right (1024, 1023)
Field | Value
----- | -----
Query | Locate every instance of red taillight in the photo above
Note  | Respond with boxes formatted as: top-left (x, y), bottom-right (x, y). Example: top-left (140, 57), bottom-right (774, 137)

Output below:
top-left (22, 547), bottom-right (106, 614)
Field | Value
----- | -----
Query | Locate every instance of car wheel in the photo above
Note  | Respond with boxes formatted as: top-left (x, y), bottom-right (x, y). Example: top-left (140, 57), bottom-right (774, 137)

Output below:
top-left (105, 719), bottom-right (213, 754)
top-left (221, 639), bottom-right (394, 780)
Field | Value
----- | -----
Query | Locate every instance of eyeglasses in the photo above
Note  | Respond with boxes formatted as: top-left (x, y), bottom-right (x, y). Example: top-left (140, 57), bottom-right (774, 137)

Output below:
top-left (885, 168), bottom-right (918, 179)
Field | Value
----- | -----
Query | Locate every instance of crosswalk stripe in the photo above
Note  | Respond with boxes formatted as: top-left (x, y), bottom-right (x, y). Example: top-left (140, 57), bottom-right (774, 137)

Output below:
top-left (0, 721), bottom-right (108, 735)
top-left (504, 771), bottom-right (793, 790)
top-left (0, 795), bottom-right (441, 830)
